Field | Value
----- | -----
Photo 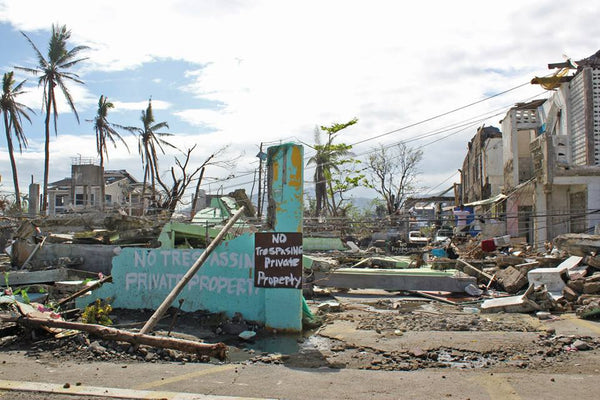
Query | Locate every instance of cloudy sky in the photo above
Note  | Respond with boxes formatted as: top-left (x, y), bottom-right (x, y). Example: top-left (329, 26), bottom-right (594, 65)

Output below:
top-left (1, 0), bottom-right (599, 206)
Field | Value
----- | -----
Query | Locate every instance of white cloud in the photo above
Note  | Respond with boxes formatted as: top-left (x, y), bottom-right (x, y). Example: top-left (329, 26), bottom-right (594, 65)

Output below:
top-left (2, 0), bottom-right (600, 198)
top-left (112, 99), bottom-right (171, 112)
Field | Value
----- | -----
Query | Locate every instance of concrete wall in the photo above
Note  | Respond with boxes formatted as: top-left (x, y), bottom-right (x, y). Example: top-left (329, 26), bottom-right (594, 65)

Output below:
top-left (483, 137), bottom-right (503, 196)
top-left (77, 143), bottom-right (305, 332)
top-left (15, 242), bottom-right (120, 274)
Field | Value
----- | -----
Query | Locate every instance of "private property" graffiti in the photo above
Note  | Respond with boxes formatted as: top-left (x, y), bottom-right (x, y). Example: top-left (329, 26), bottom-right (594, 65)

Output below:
top-left (124, 272), bottom-right (257, 296)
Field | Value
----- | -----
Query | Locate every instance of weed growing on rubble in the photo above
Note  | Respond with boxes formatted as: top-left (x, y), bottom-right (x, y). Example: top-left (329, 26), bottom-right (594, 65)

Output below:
top-left (82, 298), bottom-right (113, 326)
top-left (13, 288), bottom-right (30, 304)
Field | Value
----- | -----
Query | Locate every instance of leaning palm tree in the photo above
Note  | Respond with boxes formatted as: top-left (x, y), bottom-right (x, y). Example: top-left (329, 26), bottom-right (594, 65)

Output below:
top-left (134, 99), bottom-right (175, 210)
top-left (17, 24), bottom-right (88, 213)
top-left (87, 95), bottom-right (135, 210)
top-left (1, 71), bottom-right (34, 210)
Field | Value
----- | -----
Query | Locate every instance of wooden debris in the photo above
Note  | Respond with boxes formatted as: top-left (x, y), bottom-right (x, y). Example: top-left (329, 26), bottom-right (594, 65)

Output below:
top-left (409, 290), bottom-right (459, 306)
top-left (457, 259), bottom-right (495, 284)
top-left (20, 236), bottom-right (46, 269)
top-left (56, 275), bottom-right (113, 307)
top-left (0, 315), bottom-right (227, 360)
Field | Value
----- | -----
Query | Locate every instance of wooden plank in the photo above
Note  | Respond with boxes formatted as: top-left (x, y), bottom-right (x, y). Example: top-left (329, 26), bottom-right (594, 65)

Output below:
top-left (457, 259), bottom-right (495, 282)
top-left (2, 269), bottom-right (69, 286)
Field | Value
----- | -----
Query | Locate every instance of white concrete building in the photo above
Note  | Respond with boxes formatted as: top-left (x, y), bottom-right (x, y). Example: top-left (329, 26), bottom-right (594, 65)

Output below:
top-left (48, 163), bottom-right (144, 215)
top-left (500, 50), bottom-right (600, 247)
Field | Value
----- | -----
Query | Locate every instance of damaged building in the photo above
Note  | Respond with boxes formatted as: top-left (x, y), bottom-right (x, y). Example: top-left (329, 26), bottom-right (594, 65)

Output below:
top-left (460, 50), bottom-right (600, 248)
top-left (47, 159), bottom-right (146, 216)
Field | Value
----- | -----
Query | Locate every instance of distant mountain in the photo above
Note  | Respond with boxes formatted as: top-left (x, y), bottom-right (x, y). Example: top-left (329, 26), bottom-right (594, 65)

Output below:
top-left (348, 197), bottom-right (377, 211)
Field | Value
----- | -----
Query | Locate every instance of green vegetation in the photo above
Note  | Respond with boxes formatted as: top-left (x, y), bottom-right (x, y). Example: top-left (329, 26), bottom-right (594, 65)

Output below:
top-left (82, 298), bottom-right (113, 326)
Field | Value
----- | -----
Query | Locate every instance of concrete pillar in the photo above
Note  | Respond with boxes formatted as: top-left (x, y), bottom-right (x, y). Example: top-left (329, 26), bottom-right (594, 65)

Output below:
top-left (264, 143), bottom-right (304, 331)
top-left (28, 183), bottom-right (39, 217)
top-left (534, 183), bottom-right (548, 250)
top-left (587, 180), bottom-right (600, 231)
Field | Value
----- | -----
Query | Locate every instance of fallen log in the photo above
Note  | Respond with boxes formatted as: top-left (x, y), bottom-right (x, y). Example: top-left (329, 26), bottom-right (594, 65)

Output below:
top-left (1, 316), bottom-right (227, 360)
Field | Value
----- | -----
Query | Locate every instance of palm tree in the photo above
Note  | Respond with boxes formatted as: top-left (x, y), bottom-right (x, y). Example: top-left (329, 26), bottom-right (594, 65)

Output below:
top-left (88, 95), bottom-right (134, 210)
top-left (17, 24), bottom-right (88, 213)
top-left (135, 99), bottom-right (175, 210)
top-left (1, 71), bottom-right (34, 210)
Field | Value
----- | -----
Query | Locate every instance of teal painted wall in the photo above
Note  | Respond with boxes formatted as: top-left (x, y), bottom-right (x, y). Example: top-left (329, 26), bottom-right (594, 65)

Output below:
top-left (264, 144), bottom-right (304, 331)
top-left (78, 143), bottom-right (304, 331)
top-left (83, 233), bottom-right (266, 321)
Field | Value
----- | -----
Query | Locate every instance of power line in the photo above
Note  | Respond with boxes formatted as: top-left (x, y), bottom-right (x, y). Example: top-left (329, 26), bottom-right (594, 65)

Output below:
top-left (196, 83), bottom-right (548, 192)
top-left (349, 81), bottom-right (533, 147)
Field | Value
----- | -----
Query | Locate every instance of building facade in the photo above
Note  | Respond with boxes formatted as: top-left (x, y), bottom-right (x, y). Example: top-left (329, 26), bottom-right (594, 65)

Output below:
top-left (460, 50), bottom-right (600, 247)
top-left (48, 161), bottom-right (145, 215)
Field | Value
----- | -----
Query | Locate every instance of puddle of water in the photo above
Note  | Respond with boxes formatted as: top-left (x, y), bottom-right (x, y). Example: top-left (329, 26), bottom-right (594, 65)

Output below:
top-left (246, 334), bottom-right (302, 355)
top-left (227, 330), bottom-right (335, 363)
top-left (300, 334), bottom-right (335, 352)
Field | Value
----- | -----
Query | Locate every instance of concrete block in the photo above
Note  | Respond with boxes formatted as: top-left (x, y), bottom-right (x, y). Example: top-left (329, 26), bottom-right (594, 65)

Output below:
top-left (562, 286), bottom-right (579, 302)
top-left (527, 256), bottom-right (583, 298)
top-left (567, 279), bottom-right (585, 293)
top-left (527, 268), bottom-right (567, 297)
top-left (314, 268), bottom-right (476, 293)
top-left (480, 293), bottom-right (539, 313)
top-left (583, 281), bottom-right (600, 294)
top-left (497, 266), bottom-right (528, 294)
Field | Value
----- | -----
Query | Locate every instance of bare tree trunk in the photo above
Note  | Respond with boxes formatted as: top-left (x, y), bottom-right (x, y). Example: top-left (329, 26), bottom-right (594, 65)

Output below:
top-left (191, 167), bottom-right (205, 218)
top-left (99, 157), bottom-right (105, 211)
top-left (141, 163), bottom-right (149, 214)
top-left (42, 88), bottom-right (53, 214)
top-left (4, 113), bottom-right (21, 210)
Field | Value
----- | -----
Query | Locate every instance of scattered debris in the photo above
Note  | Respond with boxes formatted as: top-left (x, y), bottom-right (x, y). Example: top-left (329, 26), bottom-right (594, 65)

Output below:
top-left (2, 208), bottom-right (600, 373)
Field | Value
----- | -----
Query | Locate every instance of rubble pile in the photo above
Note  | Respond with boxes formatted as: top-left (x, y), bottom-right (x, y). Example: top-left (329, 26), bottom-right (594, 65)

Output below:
top-left (1, 211), bottom-right (599, 373)
top-left (422, 233), bottom-right (600, 318)
top-left (309, 299), bottom-right (600, 372)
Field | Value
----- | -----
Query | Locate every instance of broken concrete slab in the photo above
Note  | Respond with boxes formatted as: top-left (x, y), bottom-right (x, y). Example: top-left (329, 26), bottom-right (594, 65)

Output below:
top-left (346, 241), bottom-right (361, 253)
top-left (303, 237), bottom-right (346, 252)
top-left (318, 320), bottom-right (539, 353)
top-left (527, 256), bottom-right (583, 298)
top-left (481, 284), bottom-right (557, 313)
top-left (303, 255), bottom-right (339, 272)
top-left (554, 233), bottom-right (600, 256)
top-left (480, 294), bottom-right (540, 313)
top-left (11, 241), bottom-right (121, 274)
top-left (368, 256), bottom-right (413, 269)
top-left (313, 267), bottom-right (476, 293)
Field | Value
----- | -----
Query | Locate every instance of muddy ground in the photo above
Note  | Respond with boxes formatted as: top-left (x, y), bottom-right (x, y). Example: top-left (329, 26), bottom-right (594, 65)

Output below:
top-left (2, 288), bottom-right (599, 376)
